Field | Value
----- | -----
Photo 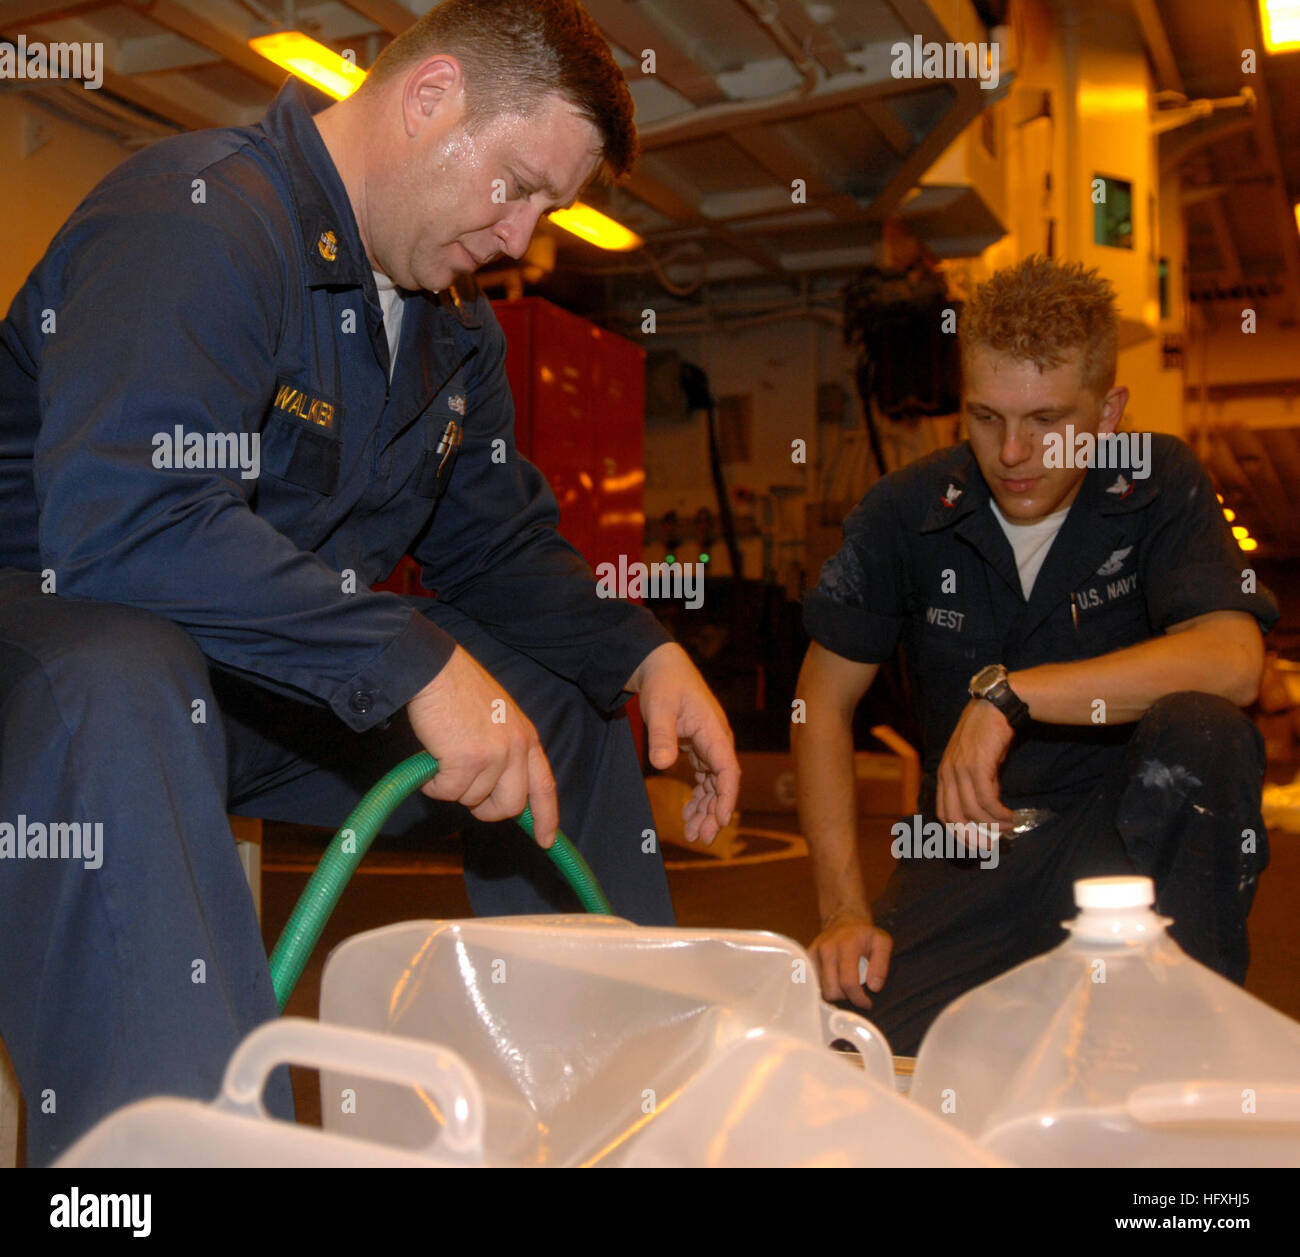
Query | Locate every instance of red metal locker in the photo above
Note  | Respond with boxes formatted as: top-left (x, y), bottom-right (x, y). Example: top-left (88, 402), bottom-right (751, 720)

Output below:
top-left (494, 297), bottom-right (648, 763)
top-left (493, 296), bottom-right (645, 578)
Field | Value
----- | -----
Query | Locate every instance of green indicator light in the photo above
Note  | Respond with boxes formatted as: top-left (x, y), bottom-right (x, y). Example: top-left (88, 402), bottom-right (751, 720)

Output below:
top-left (699, 552), bottom-right (710, 563)
top-left (665, 554), bottom-right (676, 565)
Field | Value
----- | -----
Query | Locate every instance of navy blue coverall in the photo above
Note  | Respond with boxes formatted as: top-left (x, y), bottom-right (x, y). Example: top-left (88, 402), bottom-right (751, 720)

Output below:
top-left (805, 436), bottom-right (1278, 1054)
top-left (0, 80), bottom-right (675, 1164)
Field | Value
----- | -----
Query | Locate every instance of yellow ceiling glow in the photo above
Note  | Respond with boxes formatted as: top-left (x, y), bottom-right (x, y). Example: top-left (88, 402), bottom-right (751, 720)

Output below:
top-left (548, 204), bottom-right (644, 252)
top-left (249, 32), bottom-right (367, 99)
top-left (1261, 1), bottom-right (1300, 52)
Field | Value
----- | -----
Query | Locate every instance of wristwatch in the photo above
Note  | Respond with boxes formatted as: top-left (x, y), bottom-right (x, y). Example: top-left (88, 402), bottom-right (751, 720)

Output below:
top-left (968, 664), bottom-right (1031, 731)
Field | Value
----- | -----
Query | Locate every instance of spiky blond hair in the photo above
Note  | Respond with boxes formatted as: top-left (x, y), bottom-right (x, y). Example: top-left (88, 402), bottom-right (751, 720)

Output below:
top-left (960, 255), bottom-right (1120, 395)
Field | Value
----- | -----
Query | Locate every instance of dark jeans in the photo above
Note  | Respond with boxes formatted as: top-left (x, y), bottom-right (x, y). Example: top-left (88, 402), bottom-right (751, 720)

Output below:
top-left (856, 692), bottom-right (1269, 1056)
top-left (0, 570), bottom-right (673, 1165)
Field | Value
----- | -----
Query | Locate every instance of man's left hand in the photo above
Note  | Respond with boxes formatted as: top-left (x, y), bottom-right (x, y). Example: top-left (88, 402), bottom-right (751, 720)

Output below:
top-left (936, 698), bottom-right (1016, 826)
top-left (625, 642), bottom-right (740, 845)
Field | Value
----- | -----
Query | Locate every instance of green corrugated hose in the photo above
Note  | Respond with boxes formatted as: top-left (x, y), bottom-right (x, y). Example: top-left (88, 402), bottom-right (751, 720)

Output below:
top-left (268, 750), bottom-right (613, 1010)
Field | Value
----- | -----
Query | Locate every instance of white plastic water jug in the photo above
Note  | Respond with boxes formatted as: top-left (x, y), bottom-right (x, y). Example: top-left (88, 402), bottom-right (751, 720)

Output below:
top-left (910, 876), bottom-right (1300, 1167)
top-left (318, 915), bottom-right (896, 1166)
top-left (623, 1030), bottom-right (1005, 1168)
top-left (56, 1018), bottom-right (485, 1168)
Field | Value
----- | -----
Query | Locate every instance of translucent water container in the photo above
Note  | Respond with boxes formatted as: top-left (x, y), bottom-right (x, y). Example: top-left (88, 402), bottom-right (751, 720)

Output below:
top-left (623, 1031), bottom-right (1005, 1168)
top-left (318, 915), bottom-right (895, 1166)
top-left (57, 1019), bottom-right (485, 1168)
top-left (911, 876), bottom-right (1300, 1167)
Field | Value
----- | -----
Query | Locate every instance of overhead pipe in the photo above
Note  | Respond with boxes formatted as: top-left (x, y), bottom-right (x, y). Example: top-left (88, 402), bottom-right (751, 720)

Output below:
top-left (1150, 87), bottom-right (1255, 136)
top-left (736, 0), bottom-right (819, 97)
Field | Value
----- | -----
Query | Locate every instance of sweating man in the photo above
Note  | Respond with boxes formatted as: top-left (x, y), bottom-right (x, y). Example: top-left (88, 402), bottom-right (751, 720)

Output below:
top-left (0, 0), bottom-right (738, 1164)
top-left (794, 256), bottom-right (1274, 1054)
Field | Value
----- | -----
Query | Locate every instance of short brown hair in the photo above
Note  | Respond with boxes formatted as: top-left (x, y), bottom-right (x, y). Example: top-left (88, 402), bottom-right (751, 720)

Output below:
top-left (360, 0), bottom-right (638, 180)
top-left (960, 255), bottom-right (1120, 396)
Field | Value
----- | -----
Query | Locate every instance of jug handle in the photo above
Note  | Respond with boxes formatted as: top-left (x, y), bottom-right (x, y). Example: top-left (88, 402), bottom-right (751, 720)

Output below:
top-left (215, 1017), bottom-right (485, 1163)
top-left (1128, 1081), bottom-right (1300, 1126)
top-left (819, 1003), bottom-right (895, 1086)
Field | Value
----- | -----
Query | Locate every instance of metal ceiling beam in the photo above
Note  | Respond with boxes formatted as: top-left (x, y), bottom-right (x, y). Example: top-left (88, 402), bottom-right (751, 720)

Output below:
top-left (1158, 113), bottom-right (1256, 177)
top-left (1188, 380), bottom-right (1300, 403)
top-left (735, 0), bottom-right (818, 94)
top-left (1203, 197), bottom-right (1245, 290)
top-left (859, 100), bottom-right (912, 156)
top-left (0, 1), bottom-right (104, 25)
top-left (624, 166), bottom-right (702, 223)
top-left (121, 1), bottom-right (285, 91)
top-left (98, 64), bottom-right (233, 131)
top-left (1205, 434), bottom-right (1281, 549)
top-left (727, 123), bottom-right (864, 222)
top-left (624, 167), bottom-right (785, 278)
top-left (1, 7), bottom-right (237, 133)
top-left (337, 0), bottom-right (418, 37)
top-left (1206, 429), bottom-right (1253, 499)
top-left (19, 80), bottom-right (173, 146)
top-left (1179, 179), bottom-right (1227, 208)
top-left (583, 0), bottom-right (728, 107)
top-left (636, 0), bottom-right (997, 153)
top-left (770, 0), bottom-right (854, 77)
top-left (117, 31), bottom-right (222, 75)
top-left (627, 0), bottom-right (1004, 273)
top-left (1259, 430), bottom-right (1300, 522)
top-left (1221, 424), bottom-right (1300, 548)
top-left (1133, 0), bottom-right (1272, 323)
top-left (638, 71), bottom-right (920, 151)
top-left (1232, 0), bottom-right (1300, 325)
top-left (868, 81), bottom-right (992, 219)
top-left (58, 76), bottom-right (179, 134)
top-left (1128, 0), bottom-right (1182, 94)
top-left (1184, 167), bottom-right (1247, 291)
top-left (1242, 111), bottom-right (1300, 327)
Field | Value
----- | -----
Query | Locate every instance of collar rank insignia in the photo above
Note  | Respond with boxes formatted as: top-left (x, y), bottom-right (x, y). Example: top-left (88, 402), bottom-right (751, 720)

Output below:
top-left (1105, 473), bottom-right (1133, 499)
top-left (941, 482), bottom-right (963, 508)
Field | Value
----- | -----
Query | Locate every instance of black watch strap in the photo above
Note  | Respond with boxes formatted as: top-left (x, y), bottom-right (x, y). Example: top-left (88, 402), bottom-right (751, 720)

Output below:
top-left (984, 678), bottom-right (1031, 731)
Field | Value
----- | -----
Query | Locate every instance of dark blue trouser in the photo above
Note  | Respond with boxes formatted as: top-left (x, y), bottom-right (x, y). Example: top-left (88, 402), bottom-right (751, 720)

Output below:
top-left (859, 692), bottom-right (1269, 1055)
top-left (0, 571), bottom-right (673, 1165)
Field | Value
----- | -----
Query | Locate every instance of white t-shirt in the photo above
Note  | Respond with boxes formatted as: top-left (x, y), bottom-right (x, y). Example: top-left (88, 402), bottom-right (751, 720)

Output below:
top-left (988, 498), bottom-right (1071, 599)
top-left (372, 269), bottom-right (405, 380)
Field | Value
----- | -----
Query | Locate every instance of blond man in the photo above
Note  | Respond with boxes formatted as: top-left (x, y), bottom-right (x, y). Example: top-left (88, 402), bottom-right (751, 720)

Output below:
top-left (795, 256), bottom-right (1275, 1053)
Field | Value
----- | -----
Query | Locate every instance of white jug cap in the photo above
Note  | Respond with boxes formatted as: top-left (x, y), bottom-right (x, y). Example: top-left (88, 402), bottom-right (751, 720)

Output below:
top-left (1074, 876), bottom-right (1155, 909)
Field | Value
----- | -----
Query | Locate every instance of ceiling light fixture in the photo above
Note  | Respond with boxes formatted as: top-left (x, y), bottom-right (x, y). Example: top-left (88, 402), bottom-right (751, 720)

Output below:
top-left (249, 31), bottom-right (365, 99)
top-left (547, 204), bottom-right (644, 252)
top-left (1260, 0), bottom-right (1300, 52)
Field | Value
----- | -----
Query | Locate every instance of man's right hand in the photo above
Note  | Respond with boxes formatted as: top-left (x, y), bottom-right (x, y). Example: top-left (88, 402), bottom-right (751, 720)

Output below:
top-left (406, 646), bottom-right (560, 849)
top-left (809, 913), bottom-right (893, 1011)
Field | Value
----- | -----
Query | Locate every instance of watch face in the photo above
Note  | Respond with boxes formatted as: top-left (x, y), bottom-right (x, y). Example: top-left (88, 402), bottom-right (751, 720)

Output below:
top-left (972, 665), bottom-right (1004, 694)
